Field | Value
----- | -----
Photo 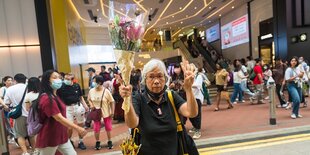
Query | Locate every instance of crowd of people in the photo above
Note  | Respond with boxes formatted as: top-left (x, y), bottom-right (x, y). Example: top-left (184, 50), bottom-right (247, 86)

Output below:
top-left (0, 55), bottom-right (309, 154)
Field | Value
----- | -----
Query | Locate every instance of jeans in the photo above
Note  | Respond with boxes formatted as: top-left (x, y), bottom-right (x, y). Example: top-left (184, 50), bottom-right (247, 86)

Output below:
top-left (287, 83), bottom-right (302, 115)
top-left (276, 84), bottom-right (286, 106)
top-left (255, 84), bottom-right (264, 103)
top-left (240, 80), bottom-right (256, 97)
top-left (231, 83), bottom-right (243, 102)
top-left (189, 99), bottom-right (202, 130)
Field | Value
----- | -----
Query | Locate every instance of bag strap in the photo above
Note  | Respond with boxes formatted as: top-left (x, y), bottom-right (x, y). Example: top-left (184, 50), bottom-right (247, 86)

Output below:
top-left (167, 91), bottom-right (183, 132)
top-left (100, 88), bottom-right (106, 108)
top-left (19, 87), bottom-right (28, 106)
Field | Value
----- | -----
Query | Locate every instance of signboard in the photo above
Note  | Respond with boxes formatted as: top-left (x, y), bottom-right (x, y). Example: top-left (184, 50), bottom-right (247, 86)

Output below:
top-left (206, 23), bottom-right (220, 43)
top-left (221, 14), bottom-right (249, 49)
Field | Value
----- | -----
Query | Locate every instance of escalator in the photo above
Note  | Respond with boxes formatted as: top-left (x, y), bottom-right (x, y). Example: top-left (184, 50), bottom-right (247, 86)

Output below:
top-left (173, 40), bottom-right (215, 73)
top-left (192, 41), bottom-right (217, 71)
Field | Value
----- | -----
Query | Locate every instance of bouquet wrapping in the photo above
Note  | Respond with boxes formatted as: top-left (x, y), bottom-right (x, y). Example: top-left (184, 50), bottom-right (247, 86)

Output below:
top-left (108, 1), bottom-right (148, 114)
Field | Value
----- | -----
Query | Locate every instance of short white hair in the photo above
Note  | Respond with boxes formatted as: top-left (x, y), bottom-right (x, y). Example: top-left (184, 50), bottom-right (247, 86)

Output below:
top-left (141, 59), bottom-right (168, 85)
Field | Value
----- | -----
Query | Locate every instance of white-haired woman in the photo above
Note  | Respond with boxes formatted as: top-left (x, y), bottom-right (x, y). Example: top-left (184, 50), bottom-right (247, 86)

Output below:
top-left (119, 59), bottom-right (198, 155)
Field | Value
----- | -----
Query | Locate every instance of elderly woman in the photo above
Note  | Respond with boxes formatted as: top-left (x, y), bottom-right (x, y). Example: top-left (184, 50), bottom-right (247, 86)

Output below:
top-left (119, 59), bottom-right (198, 155)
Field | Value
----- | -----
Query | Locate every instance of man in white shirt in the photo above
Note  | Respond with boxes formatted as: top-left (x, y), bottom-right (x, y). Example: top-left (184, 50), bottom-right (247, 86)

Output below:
top-left (0, 76), bottom-right (15, 143)
top-left (4, 73), bottom-right (29, 155)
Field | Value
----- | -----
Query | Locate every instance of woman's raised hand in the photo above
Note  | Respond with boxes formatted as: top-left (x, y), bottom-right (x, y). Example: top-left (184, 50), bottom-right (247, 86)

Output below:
top-left (119, 84), bottom-right (133, 98)
top-left (181, 61), bottom-right (196, 91)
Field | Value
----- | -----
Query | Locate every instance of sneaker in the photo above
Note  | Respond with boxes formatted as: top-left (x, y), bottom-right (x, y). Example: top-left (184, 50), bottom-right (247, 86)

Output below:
top-left (282, 103), bottom-right (288, 108)
top-left (78, 141), bottom-right (87, 150)
top-left (32, 149), bottom-right (40, 155)
top-left (291, 114), bottom-right (297, 119)
top-left (264, 96), bottom-right (270, 100)
top-left (21, 153), bottom-right (30, 155)
top-left (94, 141), bottom-right (101, 150)
top-left (70, 140), bottom-right (75, 148)
top-left (286, 104), bottom-right (291, 110)
top-left (298, 114), bottom-right (303, 118)
top-left (249, 97), bottom-right (254, 103)
top-left (8, 137), bottom-right (16, 144)
top-left (192, 131), bottom-right (201, 139)
top-left (189, 128), bottom-right (196, 133)
top-left (241, 100), bottom-right (245, 103)
top-left (107, 141), bottom-right (113, 149)
top-left (232, 102), bottom-right (237, 104)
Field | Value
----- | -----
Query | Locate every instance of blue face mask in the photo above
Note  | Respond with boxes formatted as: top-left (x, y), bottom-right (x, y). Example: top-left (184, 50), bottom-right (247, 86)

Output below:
top-left (51, 79), bottom-right (63, 90)
top-left (92, 82), bottom-right (97, 88)
top-left (64, 80), bottom-right (71, 86)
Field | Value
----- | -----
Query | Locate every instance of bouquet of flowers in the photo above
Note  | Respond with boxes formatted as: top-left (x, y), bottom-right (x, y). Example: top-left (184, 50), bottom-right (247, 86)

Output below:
top-left (108, 1), bottom-right (148, 114)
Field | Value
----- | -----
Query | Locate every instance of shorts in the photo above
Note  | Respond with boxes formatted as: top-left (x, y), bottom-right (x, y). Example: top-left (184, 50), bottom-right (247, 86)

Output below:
top-left (216, 85), bottom-right (226, 92)
top-left (93, 117), bottom-right (112, 133)
top-left (14, 116), bottom-right (31, 138)
top-left (66, 103), bottom-right (85, 124)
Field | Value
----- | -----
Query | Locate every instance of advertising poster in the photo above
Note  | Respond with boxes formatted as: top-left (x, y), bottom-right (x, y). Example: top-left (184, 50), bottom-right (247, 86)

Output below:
top-left (206, 23), bottom-right (220, 43)
top-left (221, 14), bottom-right (249, 49)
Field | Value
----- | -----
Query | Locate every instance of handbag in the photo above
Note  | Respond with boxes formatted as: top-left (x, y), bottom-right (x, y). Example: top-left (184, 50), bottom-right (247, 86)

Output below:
top-left (87, 88), bottom-right (106, 121)
top-left (167, 91), bottom-right (199, 155)
top-left (8, 87), bottom-right (27, 119)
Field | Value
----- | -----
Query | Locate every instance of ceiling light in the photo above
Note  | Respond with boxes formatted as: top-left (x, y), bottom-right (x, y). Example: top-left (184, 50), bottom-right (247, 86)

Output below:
top-left (172, 16), bottom-right (174, 18)
top-left (194, 7), bottom-right (197, 9)
top-left (97, 9), bottom-right (99, 12)
top-left (153, 29), bottom-right (155, 31)
top-left (166, 22), bottom-right (169, 24)
top-left (209, 6), bottom-right (212, 9)
top-left (158, 30), bottom-right (163, 36)
top-left (121, 8), bottom-right (123, 11)
top-left (150, 8), bottom-right (153, 10)
top-left (179, 7), bottom-right (182, 10)
top-left (219, 14), bottom-right (222, 17)
top-left (147, 22), bottom-right (150, 25)
top-left (232, 6), bottom-right (235, 9)
top-left (181, 21), bottom-right (183, 24)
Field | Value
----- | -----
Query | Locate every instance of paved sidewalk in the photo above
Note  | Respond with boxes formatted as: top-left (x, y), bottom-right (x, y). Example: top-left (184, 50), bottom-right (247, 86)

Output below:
top-left (8, 96), bottom-right (310, 154)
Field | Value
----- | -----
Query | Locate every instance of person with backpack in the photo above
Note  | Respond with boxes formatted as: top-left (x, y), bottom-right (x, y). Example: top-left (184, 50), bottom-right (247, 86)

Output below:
top-left (24, 77), bottom-right (41, 155)
top-left (57, 73), bottom-right (89, 150)
top-left (4, 74), bottom-right (29, 155)
top-left (36, 70), bottom-right (87, 155)
top-left (88, 75), bottom-right (115, 150)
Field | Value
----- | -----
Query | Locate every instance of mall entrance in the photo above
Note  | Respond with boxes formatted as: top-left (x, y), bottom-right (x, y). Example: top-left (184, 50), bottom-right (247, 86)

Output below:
top-left (258, 18), bottom-right (274, 66)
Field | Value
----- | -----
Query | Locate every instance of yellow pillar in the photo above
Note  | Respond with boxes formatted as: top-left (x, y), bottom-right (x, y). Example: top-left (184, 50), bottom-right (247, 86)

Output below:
top-left (49, 0), bottom-right (71, 73)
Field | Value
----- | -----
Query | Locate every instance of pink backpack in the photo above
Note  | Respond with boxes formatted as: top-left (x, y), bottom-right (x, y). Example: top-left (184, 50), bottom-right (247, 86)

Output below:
top-left (27, 99), bottom-right (43, 136)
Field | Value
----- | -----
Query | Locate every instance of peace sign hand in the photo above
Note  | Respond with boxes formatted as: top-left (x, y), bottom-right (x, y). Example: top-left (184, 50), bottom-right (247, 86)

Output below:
top-left (181, 61), bottom-right (196, 91)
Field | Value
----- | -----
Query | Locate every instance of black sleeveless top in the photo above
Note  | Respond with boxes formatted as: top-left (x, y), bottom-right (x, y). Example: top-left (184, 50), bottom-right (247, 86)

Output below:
top-left (132, 91), bottom-right (186, 155)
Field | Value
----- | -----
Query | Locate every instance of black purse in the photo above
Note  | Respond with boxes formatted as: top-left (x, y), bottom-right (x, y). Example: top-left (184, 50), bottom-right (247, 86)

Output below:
top-left (167, 91), bottom-right (199, 155)
top-left (8, 87), bottom-right (27, 119)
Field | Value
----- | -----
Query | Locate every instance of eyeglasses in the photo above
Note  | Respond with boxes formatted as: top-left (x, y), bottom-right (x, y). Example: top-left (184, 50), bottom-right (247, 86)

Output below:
top-left (146, 74), bottom-right (165, 81)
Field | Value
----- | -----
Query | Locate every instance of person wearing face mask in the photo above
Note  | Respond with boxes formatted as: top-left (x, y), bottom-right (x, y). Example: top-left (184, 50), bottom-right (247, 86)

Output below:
top-left (119, 59), bottom-right (199, 155)
top-left (298, 57), bottom-right (309, 107)
top-left (86, 67), bottom-right (96, 89)
top-left (36, 70), bottom-right (87, 155)
top-left (88, 75), bottom-right (115, 150)
top-left (57, 73), bottom-right (89, 150)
